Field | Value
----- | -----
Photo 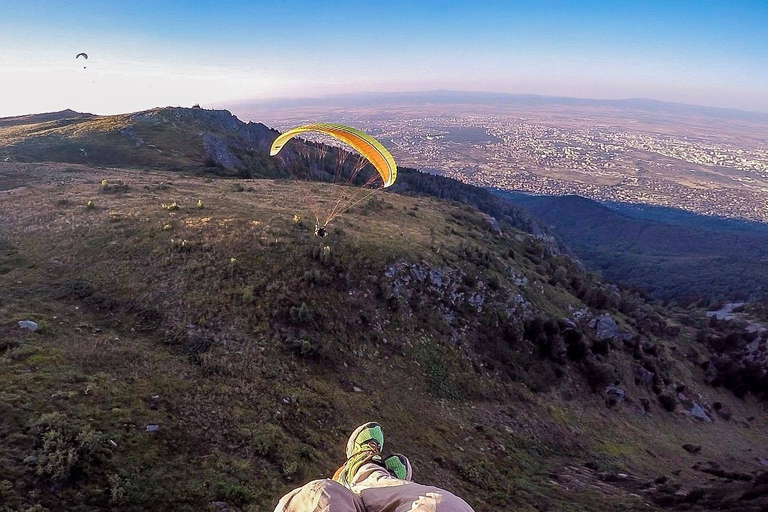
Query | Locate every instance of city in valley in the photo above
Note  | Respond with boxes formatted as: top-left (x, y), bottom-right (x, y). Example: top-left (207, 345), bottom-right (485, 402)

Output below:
top-left (234, 96), bottom-right (768, 222)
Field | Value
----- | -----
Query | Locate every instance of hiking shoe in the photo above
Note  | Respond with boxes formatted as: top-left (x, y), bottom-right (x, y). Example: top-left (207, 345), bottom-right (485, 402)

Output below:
top-left (384, 453), bottom-right (412, 481)
top-left (333, 422), bottom-right (384, 488)
top-left (345, 421), bottom-right (384, 458)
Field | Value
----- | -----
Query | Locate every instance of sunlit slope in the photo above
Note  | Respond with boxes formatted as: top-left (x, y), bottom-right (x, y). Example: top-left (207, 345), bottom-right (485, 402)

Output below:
top-left (1, 168), bottom-right (766, 512)
top-left (0, 107), bottom-right (279, 174)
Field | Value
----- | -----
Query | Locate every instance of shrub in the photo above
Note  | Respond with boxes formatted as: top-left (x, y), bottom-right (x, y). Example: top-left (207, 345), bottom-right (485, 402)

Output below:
top-left (564, 329), bottom-right (589, 361)
top-left (24, 412), bottom-right (107, 482)
top-left (161, 202), bottom-right (180, 211)
top-left (658, 394), bottom-right (677, 412)
top-left (582, 359), bottom-right (615, 391)
top-left (320, 246), bottom-right (332, 264)
top-left (591, 338), bottom-right (611, 356)
top-left (99, 179), bottom-right (129, 194)
top-left (289, 303), bottom-right (313, 325)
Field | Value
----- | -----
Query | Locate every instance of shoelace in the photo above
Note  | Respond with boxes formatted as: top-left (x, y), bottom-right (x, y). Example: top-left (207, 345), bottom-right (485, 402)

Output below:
top-left (335, 449), bottom-right (383, 488)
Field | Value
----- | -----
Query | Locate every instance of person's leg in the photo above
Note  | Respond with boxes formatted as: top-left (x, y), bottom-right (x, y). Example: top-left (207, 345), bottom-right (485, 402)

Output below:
top-left (274, 479), bottom-right (366, 512)
top-left (352, 463), bottom-right (475, 512)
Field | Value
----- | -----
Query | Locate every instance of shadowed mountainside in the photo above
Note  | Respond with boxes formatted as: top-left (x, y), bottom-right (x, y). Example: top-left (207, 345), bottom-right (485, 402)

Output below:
top-left (498, 191), bottom-right (768, 302)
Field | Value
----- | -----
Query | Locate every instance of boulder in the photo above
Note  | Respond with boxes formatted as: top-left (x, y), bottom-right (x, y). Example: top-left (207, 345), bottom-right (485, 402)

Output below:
top-left (596, 314), bottom-right (620, 341)
top-left (18, 320), bottom-right (38, 331)
top-left (484, 216), bottom-right (502, 235)
top-left (688, 403), bottom-right (713, 422)
top-left (605, 385), bottom-right (626, 406)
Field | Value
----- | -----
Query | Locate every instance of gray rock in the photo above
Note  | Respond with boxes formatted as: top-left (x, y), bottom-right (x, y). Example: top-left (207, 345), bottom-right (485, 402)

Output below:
top-left (18, 320), bottom-right (38, 331)
top-left (428, 269), bottom-right (444, 287)
top-left (410, 266), bottom-right (426, 282)
top-left (596, 314), bottom-right (620, 341)
top-left (634, 366), bottom-right (654, 385)
top-left (146, 424), bottom-right (160, 432)
top-left (468, 293), bottom-right (485, 310)
top-left (571, 308), bottom-right (589, 320)
top-left (484, 216), bottom-right (501, 235)
top-left (688, 403), bottom-right (712, 422)
top-left (605, 385), bottom-right (626, 405)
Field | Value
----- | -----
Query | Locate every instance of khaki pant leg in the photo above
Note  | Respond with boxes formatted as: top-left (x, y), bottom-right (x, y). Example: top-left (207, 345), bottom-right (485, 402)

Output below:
top-left (361, 484), bottom-right (474, 512)
top-left (352, 464), bottom-right (474, 512)
top-left (274, 479), bottom-right (366, 512)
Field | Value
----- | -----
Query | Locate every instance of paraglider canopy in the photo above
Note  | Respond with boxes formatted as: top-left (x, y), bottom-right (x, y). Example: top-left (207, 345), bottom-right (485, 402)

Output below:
top-left (270, 123), bottom-right (397, 188)
top-left (76, 53), bottom-right (88, 69)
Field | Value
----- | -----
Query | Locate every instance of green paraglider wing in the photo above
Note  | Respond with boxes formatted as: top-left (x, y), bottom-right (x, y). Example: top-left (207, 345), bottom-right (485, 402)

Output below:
top-left (270, 123), bottom-right (397, 188)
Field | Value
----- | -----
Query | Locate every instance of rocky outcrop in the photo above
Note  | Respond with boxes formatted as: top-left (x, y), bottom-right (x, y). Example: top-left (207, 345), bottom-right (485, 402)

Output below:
top-left (130, 107), bottom-right (278, 171)
top-left (687, 403), bottom-right (713, 422)
top-left (594, 314), bottom-right (620, 341)
top-left (202, 133), bottom-right (244, 170)
top-left (119, 126), bottom-right (144, 147)
top-left (382, 260), bottom-right (532, 326)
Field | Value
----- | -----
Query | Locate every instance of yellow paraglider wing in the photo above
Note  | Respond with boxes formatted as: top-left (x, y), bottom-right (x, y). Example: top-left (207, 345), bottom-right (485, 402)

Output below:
top-left (270, 123), bottom-right (397, 187)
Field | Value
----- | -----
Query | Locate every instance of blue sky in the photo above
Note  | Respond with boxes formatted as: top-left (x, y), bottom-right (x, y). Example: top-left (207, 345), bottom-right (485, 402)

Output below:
top-left (0, 0), bottom-right (766, 115)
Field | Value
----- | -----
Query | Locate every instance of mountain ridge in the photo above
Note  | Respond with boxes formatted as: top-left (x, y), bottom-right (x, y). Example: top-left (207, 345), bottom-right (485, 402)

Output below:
top-left (220, 90), bottom-right (768, 122)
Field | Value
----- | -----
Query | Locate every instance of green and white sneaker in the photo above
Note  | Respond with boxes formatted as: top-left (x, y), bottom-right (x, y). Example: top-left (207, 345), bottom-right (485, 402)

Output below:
top-left (384, 453), bottom-right (412, 481)
top-left (333, 422), bottom-right (384, 488)
top-left (345, 422), bottom-right (384, 458)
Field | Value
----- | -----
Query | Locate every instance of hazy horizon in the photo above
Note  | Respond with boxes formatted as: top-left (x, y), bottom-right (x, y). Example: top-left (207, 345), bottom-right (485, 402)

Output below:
top-left (1, 0), bottom-right (767, 117)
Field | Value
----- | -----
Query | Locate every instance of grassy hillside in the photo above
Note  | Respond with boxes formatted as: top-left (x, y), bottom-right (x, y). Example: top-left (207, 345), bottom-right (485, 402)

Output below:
top-left (499, 192), bottom-right (768, 302)
top-left (0, 108), bottom-right (279, 176)
top-left (1, 165), bottom-right (766, 512)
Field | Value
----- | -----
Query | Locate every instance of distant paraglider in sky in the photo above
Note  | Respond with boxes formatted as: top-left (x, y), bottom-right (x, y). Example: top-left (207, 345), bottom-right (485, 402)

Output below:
top-left (270, 123), bottom-right (398, 235)
top-left (76, 52), bottom-right (88, 69)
